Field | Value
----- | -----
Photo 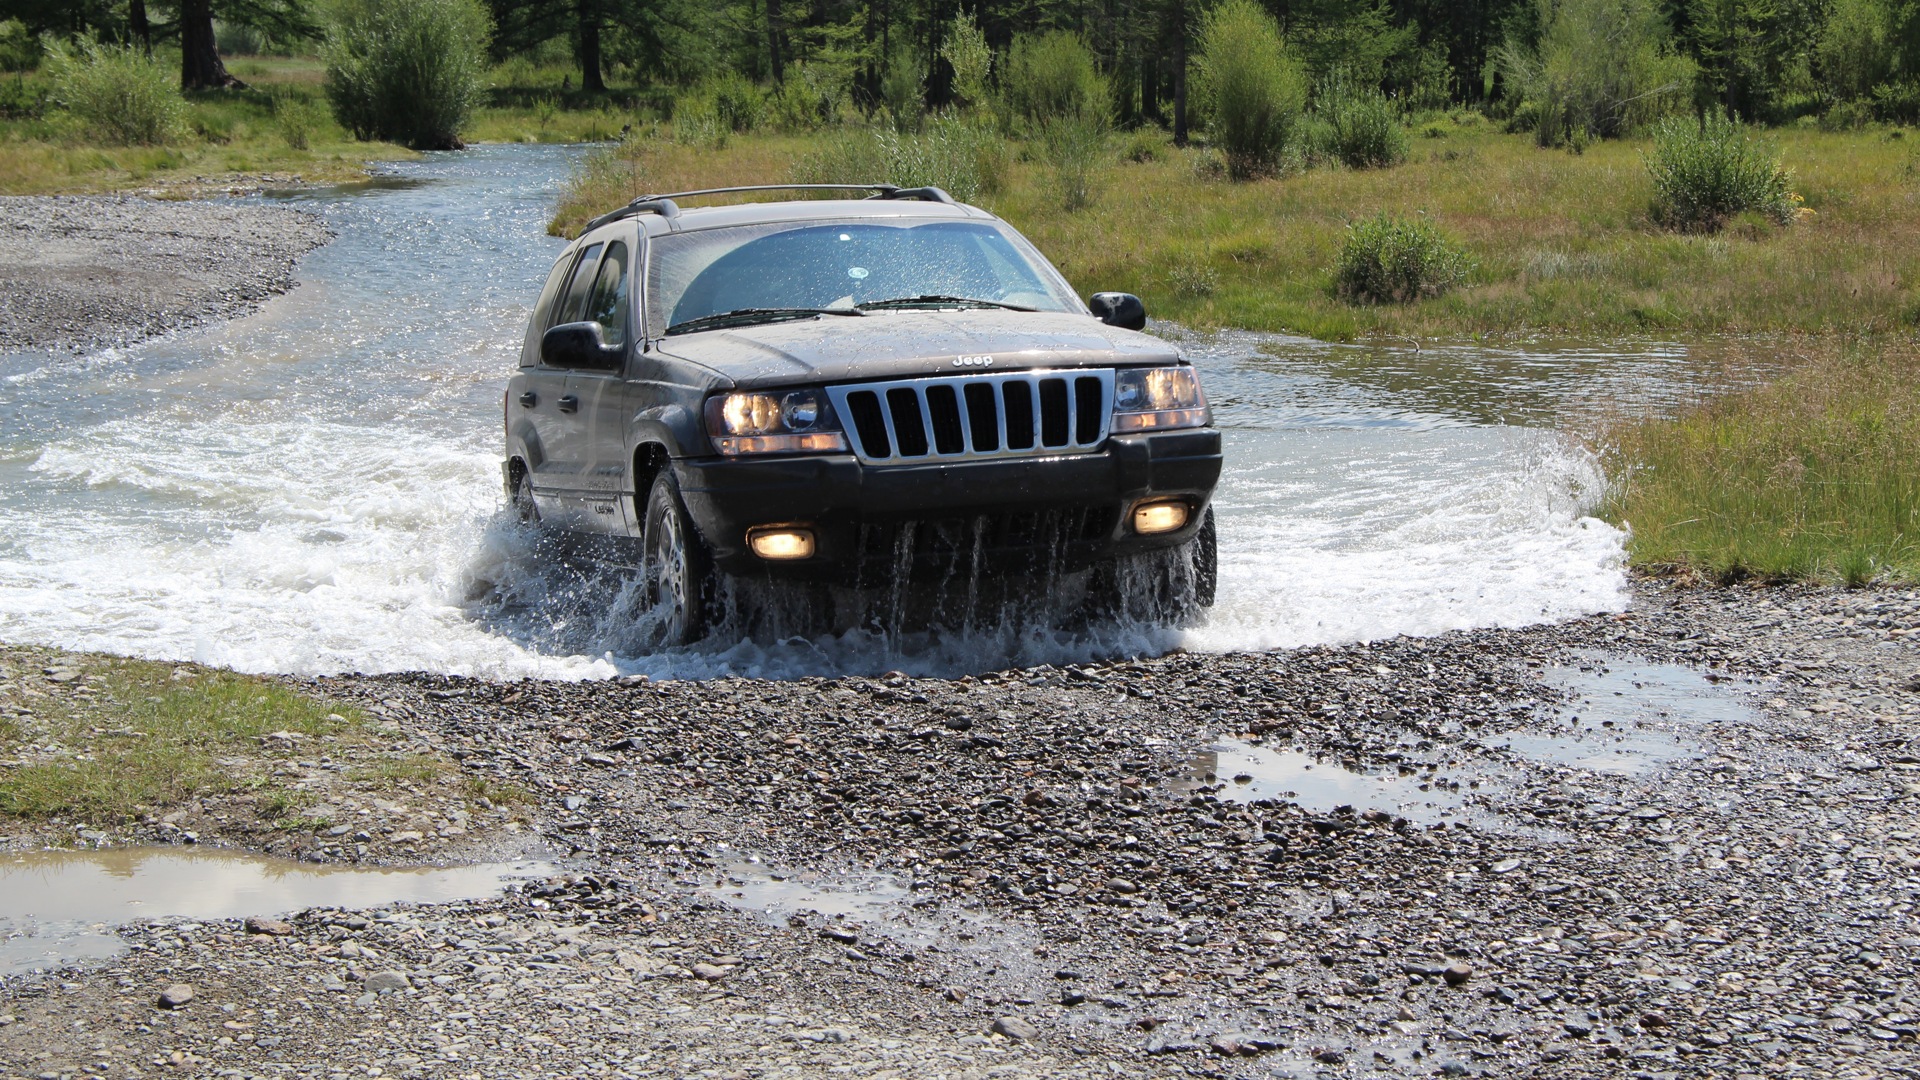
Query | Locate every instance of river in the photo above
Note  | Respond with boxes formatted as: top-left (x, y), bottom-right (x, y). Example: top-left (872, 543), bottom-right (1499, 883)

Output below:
top-left (0, 144), bottom-right (1725, 680)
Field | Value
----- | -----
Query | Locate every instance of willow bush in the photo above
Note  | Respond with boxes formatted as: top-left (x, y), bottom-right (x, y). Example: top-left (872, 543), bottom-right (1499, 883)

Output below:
top-left (324, 0), bottom-right (490, 150)
top-left (44, 39), bottom-right (182, 146)
top-left (1193, 0), bottom-right (1308, 180)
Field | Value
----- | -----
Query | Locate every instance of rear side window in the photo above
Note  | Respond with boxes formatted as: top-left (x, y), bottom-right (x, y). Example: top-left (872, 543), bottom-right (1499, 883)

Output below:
top-left (522, 253), bottom-right (575, 366)
top-left (584, 242), bottom-right (630, 347)
top-left (549, 242), bottom-right (605, 329)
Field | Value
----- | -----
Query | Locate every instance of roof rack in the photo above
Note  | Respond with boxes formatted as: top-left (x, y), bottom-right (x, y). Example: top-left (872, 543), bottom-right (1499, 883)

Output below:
top-left (576, 184), bottom-right (956, 237)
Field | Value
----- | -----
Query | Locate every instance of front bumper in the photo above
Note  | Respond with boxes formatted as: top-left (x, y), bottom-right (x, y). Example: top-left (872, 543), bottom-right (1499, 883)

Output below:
top-left (676, 429), bottom-right (1223, 579)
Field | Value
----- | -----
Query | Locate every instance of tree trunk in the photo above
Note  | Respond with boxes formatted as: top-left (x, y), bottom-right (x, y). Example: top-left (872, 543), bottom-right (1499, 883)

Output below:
top-left (577, 0), bottom-right (606, 94)
top-left (765, 0), bottom-right (785, 82)
top-left (130, 0), bottom-right (152, 56)
top-left (180, 0), bottom-right (244, 90)
top-left (1172, 2), bottom-right (1188, 145)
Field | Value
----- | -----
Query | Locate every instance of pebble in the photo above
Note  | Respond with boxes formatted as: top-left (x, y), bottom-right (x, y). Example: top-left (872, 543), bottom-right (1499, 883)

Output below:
top-left (991, 1016), bottom-right (1039, 1041)
top-left (154, 984), bottom-right (194, 1009)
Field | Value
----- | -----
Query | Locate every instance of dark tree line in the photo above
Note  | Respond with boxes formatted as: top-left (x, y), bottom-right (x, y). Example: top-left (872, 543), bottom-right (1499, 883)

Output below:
top-left (10, 0), bottom-right (1920, 125)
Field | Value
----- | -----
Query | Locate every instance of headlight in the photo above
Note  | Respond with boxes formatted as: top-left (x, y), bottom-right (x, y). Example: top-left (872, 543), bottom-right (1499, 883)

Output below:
top-left (704, 390), bottom-right (848, 455)
top-left (1112, 366), bottom-right (1210, 432)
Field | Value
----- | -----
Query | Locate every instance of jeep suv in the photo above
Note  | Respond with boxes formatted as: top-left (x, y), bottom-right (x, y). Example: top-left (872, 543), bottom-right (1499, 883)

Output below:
top-left (504, 184), bottom-right (1222, 645)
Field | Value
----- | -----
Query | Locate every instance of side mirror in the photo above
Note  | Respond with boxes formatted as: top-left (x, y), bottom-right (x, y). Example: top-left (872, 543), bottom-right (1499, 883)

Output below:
top-left (1089, 292), bottom-right (1147, 331)
top-left (541, 321), bottom-right (623, 369)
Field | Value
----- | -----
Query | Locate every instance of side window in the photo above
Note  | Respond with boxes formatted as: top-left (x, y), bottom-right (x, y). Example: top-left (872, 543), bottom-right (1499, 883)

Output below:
top-left (549, 242), bottom-right (605, 330)
top-left (522, 253), bottom-right (575, 366)
top-left (584, 242), bottom-right (630, 348)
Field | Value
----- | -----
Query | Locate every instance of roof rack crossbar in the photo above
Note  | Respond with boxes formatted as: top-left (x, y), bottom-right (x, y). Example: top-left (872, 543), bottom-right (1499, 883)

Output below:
top-left (575, 183), bottom-right (956, 238)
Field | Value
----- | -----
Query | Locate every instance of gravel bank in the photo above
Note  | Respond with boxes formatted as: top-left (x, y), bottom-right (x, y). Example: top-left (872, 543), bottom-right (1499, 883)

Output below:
top-left (0, 196), bottom-right (330, 353)
top-left (2, 580), bottom-right (1916, 1078)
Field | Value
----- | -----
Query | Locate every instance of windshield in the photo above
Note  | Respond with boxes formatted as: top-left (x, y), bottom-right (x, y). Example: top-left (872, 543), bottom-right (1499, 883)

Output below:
top-left (647, 219), bottom-right (1080, 334)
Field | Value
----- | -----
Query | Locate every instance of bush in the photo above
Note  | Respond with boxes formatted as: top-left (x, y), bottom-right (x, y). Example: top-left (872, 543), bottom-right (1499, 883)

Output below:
top-left (708, 72), bottom-right (765, 133)
top-left (1334, 212), bottom-right (1472, 303)
top-left (0, 18), bottom-right (39, 72)
top-left (878, 40), bottom-right (924, 130)
top-left (1000, 30), bottom-right (1107, 132)
top-left (1495, 0), bottom-right (1695, 147)
top-left (44, 39), bottom-right (183, 146)
top-left (1193, 0), bottom-right (1308, 180)
top-left (1646, 113), bottom-right (1797, 233)
top-left (275, 91), bottom-right (326, 150)
top-left (323, 0), bottom-right (490, 150)
top-left (1316, 71), bottom-right (1407, 168)
top-left (940, 11), bottom-right (992, 111)
top-left (793, 113), bottom-right (1005, 203)
top-left (1039, 113), bottom-right (1105, 210)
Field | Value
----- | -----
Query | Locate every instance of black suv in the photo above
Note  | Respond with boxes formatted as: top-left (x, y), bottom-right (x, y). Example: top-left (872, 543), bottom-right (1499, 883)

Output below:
top-left (504, 185), bottom-right (1222, 645)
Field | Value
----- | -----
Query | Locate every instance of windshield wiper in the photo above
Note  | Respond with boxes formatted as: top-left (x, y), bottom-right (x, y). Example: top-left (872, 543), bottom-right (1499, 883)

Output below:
top-left (857, 295), bottom-right (1037, 312)
top-left (664, 307), bottom-right (865, 336)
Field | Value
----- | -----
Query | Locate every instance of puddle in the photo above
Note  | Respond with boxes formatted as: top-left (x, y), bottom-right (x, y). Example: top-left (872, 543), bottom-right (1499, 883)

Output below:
top-left (705, 858), bottom-right (909, 919)
top-left (1479, 655), bottom-right (1748, 775)
top-left (0, 847), bottom-right (552, 977)
top-left (1181, 739), bottom-right (1474, 823)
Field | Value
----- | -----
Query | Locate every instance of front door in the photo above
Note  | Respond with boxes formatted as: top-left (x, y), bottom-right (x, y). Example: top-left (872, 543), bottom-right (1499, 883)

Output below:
top-left (568, 239), bottom-right (634, 531)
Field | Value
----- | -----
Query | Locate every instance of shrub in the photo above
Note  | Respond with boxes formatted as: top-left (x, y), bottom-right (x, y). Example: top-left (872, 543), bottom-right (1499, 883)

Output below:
top-left (794, 114), bottom-right (1004, 203)
top-left (1495, 0), bottom-right (1695, 147)
top-left (0, 18), bottom-right (39, 72)
top-left (323, 0), bottom-right (490, 151)
top-left (43, 38), bottom-right (183, 146)
top-left (275, 92), bottom-right (326, 150)
top-left (1334, 212), bottom-right (1472, 303)
top-left (1038, 113), bottom-right (1105, 210)
top-left (1316, 71), bottom-right (1407, 168)
top-left (1193, 0), bottom-right (1308, 180)
top-left (1000, 30), bottom-right (1107, 132)
top-left (940, 11), bottom-right (992, 111)
top-left (1646, 112), bottom-right (1797, 233)
top-left (878, 41), bottom-right (924, 130)
top-left (1119, 126), bottom-right (1170, 163)
top-left (708, 72), bottom-right (765, 133)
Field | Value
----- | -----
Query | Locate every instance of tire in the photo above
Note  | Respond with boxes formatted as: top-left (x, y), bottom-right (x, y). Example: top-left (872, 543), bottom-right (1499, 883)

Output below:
top-left (640, 468), bottom-right (716, 647)
top-left (508, 463), bottom-right (540, 525)
top-left (1090, 506), bottom-right (1218, 626)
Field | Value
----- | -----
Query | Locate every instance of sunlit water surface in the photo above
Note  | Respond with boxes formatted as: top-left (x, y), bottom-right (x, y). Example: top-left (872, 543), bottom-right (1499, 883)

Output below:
top-left (0, 146), bottom-right (1735, 680)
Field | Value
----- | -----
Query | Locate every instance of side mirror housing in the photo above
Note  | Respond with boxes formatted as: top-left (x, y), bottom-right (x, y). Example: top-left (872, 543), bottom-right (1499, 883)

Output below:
top-left (540, 321), bottom-right (623, 369)
top-left (1089, 292), bottom-right (1147, 331)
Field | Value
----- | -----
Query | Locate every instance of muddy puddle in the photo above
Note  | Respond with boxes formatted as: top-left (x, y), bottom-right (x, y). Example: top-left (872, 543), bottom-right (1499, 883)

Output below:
top-left (0, 847), bottom-right (552, 976)
top-left (706, 857), bottom-right (909, 919)
top-left (1182, 739), bottom-right (1476, 823)
top-left (1480, 654), bottom-right (1752, 775)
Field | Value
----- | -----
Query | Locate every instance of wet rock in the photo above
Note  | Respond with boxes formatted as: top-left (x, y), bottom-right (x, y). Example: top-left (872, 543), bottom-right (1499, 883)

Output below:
top-left (155, 984), bottom-right (194, 1009)
top-left (243, 916), bottom-right (294, 936)
top-left (991, 1016), bottom-right (1039, 1041)
top-left (1443, 962), bottom-right (1474, 986)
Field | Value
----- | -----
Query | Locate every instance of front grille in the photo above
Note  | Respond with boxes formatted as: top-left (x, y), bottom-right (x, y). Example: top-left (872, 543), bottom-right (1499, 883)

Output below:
top-left (826, 370), bottom-right (1113, 465)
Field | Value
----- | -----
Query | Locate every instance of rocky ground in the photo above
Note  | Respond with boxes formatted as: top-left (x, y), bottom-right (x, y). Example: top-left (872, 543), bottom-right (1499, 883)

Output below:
top-left (0, 196), bottom-right (330, 353)
top-left (2, 580), bottom-right (1917, 1079)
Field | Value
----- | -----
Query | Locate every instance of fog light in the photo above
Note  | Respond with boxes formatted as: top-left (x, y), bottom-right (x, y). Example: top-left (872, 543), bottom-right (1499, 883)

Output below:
top-left (1131, 500), bottom-right (1190, 536)
top-left (748, 527), bottom-right (816, 561)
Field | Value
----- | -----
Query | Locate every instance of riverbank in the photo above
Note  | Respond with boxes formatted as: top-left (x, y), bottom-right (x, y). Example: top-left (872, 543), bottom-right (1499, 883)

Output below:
top-left (3, 579), bottom-right (1915, 1076)
top-left (0, 194), bottom-right (331, 352)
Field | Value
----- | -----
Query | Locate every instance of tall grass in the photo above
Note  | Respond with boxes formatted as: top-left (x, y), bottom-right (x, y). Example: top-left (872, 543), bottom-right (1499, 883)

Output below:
top-left (1193, 0), bottom-right (1308, 180)
top-left (1646, 112), bottom-right (1798, 232)
top-left (790, 114), bottom-right (1007, 203)
top-left (44, 38), bottom-right (184, 146)
top-left (1598, 343), bottom-right (1920, 583)
top-left (324, 0), bottom-right (490, 150)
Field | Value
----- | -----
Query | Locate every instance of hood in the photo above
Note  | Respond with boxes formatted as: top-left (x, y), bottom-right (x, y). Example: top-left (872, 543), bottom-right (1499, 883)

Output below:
top-left (655, 309), bottom-right (1183, 388)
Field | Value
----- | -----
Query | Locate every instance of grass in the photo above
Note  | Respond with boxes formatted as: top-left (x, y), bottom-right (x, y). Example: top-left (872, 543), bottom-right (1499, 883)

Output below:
top-left (547, 120), bottom-right (1920, 342)
top-left (1595, 340), bottom-right (1920, 584)
top-left (0, 53), bottom-right (416, 194)
top-left (0, 646), bottom-right (365, 822)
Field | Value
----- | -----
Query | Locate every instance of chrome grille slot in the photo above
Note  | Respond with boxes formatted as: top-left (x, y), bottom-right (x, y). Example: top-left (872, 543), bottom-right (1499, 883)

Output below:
top-left (827, 370), bottom-right (1114, 465)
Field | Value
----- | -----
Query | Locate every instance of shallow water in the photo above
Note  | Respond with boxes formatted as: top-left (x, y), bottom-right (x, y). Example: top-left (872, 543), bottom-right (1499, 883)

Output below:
top-left (1180, 738), bottom-right (1474, 823)
top-left (0, 145), bottom-right (1741, 680)
top-left (0, 847), bottom-right (552, 976)
top-left (1478, 654), bottom-right (1752, 775)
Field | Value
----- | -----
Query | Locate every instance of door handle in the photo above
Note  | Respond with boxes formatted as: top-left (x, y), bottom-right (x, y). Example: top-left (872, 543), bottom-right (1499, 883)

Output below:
top-left (557, 395), bottom-right (579, 413)
top-left (518, 391), bottom-right (537, 407)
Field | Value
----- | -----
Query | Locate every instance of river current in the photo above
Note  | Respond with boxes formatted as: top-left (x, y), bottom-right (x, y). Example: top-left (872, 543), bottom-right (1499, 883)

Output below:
top-left (0, 145), bottom-right (1715, 680)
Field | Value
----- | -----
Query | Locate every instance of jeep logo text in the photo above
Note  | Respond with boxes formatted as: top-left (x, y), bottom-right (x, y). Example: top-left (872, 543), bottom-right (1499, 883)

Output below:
top-left (952, 355), bottom-right (995, 368)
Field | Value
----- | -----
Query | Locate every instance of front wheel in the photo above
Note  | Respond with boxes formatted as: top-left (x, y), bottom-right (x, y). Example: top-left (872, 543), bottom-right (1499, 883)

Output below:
top-left (640, 468), bottom-right (717, 647)
top-left (1089, 507), bottom-right (1217, 626)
